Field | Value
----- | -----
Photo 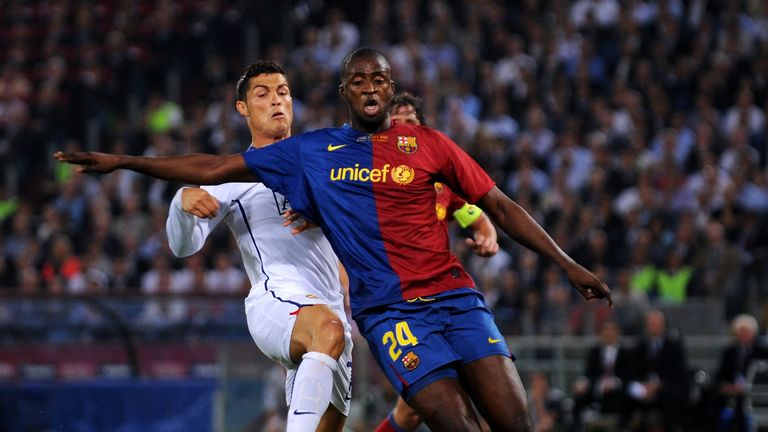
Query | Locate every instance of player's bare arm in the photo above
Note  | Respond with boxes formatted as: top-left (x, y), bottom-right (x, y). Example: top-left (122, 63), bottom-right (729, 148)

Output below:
top-left (478, 186), bottom-right (612, 305)
top-left (54, 151), bottom-right (257, 184)
top-left (181, 188), bottom-right (220, 219)
top-left (466, 213), bottom-right (499, 257)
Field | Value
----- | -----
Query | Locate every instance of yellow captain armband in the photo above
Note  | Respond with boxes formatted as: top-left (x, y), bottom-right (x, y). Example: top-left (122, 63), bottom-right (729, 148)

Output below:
top-left (453, 203), bottom-right (483, 228)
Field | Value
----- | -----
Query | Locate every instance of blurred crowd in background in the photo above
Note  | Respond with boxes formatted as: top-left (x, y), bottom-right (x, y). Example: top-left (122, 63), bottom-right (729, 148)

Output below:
top-left (0, 0), bottom-right (767, 342)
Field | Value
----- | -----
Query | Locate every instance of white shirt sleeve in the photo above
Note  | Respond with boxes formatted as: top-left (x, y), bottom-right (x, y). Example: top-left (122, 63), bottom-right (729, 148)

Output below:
top-left (166, 187), bottom-right (229, 257)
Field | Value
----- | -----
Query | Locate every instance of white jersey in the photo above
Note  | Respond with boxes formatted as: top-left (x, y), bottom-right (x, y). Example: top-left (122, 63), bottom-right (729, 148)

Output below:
top-left (166, 183), bottom-right (344, 306)
top-left (166, 183), bottom-right (353, 414)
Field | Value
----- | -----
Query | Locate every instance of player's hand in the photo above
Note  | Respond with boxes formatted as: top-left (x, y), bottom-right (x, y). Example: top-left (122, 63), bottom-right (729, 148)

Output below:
top-left (53, 151), bottom-right (121, 173)
top-left (282, 209), bottom-right (318, 235)
top-left (564, 262), bottom-right (613, 307)
top-left (181, 187), bottom-right (219, 218)
top-left (465, 234), bottom-right (499, 257)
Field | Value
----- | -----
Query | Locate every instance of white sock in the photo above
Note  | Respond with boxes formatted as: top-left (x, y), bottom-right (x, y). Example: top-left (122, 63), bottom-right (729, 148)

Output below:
top-left (286, 351), bottom-right (337, 432)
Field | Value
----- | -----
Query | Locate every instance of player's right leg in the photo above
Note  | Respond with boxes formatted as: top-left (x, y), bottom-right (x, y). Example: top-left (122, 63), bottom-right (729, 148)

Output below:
top-left (245, 292), bottom-right (352, 432)
top-left (287, 303), bottom-right (349, 432)
top-left (459, 354), bottom-right (531, 431)
top-left (407, 377), bottom-right (482, 431)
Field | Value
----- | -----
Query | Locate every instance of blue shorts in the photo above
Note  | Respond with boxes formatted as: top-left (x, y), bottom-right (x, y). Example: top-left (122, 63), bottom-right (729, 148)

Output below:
top-left (356, 289), bottom-right (512, 399)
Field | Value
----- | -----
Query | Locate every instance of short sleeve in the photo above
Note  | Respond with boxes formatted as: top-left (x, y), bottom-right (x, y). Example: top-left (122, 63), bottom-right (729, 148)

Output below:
top-left (241, 136), bottom-right (302, 197)
top-left (240, 136), bottom-right (316, 220)
top-left (430, 129), bottom-right (495, 203)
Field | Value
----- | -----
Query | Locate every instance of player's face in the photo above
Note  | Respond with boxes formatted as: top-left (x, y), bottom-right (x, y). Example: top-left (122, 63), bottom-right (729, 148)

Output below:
top-left (390, 104), bottom-right (420, 125)
top-left (236, 73), bottom-right (293, 140)
top-left (339, 56), bottom-right (394, 131)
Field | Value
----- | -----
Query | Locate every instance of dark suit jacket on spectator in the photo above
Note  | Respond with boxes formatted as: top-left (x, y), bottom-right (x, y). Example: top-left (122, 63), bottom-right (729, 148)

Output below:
top-left (583, 344), bottom-right (634, 415)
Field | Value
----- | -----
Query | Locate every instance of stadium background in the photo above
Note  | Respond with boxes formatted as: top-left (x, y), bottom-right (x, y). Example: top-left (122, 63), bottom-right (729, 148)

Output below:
top-left (0, 0), bottom-right (766, 430)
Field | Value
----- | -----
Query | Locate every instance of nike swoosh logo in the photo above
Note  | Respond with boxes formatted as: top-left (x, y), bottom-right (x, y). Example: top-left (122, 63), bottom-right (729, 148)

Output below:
top-left (488, 337), bottom-right (502, 344)
top-left (327, 143), bottom-right (347, 152)
top-left (293, 410), bottom-right (316, 416)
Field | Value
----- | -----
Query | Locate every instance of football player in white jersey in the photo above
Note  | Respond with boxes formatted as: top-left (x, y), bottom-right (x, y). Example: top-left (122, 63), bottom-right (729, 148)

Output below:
top-left (165, 61), bottom-right (352, 432)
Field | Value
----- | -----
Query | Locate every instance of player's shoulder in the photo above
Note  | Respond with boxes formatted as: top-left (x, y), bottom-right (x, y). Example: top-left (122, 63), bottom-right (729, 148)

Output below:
top-left (201, 182), bottom-right (257, 196)
top-left (387, 123), bottom-right (445, 137)
top-left (391, 123), bottom-right (447, 140)
top-left (292, 127), bottom-right (348, 147)
top-left (387, 124), bottom-right (452, 154)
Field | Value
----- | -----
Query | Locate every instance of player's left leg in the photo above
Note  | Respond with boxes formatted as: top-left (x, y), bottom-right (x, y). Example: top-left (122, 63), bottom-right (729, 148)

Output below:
top-left (287, 304), bottom-right (350, 432)
top-left (459, 354), bottom-right (531, 431)
top-left (440, 291), bottom-right (532, 431)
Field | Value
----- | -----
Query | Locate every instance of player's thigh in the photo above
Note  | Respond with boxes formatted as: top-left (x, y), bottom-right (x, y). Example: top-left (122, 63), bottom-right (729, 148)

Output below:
top-left (245, 292), bottom-right (306, 368)
top-left (289, 302), bottom-right (346, 361)
top-left (459, 355), bottom-right (531, 431)
top-left (407, 377), bottom-right (482, 432)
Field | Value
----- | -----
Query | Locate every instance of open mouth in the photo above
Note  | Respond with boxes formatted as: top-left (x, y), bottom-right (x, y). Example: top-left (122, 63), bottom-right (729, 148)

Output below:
top-left (272, 111), bottom-right (286, 119)
top-left (363, 99), bottom-right (380, 116)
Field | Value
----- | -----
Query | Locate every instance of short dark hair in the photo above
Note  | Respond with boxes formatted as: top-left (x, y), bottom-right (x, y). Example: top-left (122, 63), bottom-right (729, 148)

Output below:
top-left (339, 47), bottom-right (390, 82)
top-left (391, 92), bottom-right (426, 125)
top-left (236, 61), bottom-right (287, 101)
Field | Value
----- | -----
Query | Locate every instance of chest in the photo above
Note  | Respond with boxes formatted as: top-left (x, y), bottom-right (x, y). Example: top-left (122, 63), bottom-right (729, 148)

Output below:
top-left (308, 132), bottom-right (439, 200)
top-left (225, 185), bottom-right (291, 230)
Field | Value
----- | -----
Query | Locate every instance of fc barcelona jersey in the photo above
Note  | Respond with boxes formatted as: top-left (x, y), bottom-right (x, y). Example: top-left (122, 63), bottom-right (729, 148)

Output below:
top-left (242, 123), bottom-right (495, 317)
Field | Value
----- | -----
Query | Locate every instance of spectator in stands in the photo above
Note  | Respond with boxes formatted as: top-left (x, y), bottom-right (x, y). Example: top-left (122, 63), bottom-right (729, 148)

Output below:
top-left (627, 309), bottom-right (689, 432)
top-left (40, 234), bottom-right (84, 295)
top-left (692, 220), bottom-right (742, 299)
top-left (653, 245), bottom-right (694, 304)
top-left (528, 369), bottom-right (572, 432)
top-left (711, 314), bottom-right (768, 432)
top-left (572, 319), bottom-right (633, 430)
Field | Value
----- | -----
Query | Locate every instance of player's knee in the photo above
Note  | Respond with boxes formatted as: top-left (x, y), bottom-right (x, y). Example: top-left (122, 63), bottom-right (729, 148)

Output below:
top-left (490, 413), bottom-right (532, 432)
top-left (514, 416), bottom-right (533, 432)
top-left (312, 318), bottom-right (345, 359)
top-left (393, 404), bottom-right (421, 429)
top-left (418, 410), bottom-right (480, 432)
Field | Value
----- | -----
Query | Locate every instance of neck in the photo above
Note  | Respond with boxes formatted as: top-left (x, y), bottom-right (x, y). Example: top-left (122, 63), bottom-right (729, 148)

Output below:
top-left (350, 115), bottom-right (391, 134)
top-left (250, 132), bottom-right (290, 149)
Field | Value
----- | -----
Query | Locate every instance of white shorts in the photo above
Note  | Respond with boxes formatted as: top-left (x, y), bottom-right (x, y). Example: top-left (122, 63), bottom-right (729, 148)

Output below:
top-left (244, 290), bottom-right (353, 415)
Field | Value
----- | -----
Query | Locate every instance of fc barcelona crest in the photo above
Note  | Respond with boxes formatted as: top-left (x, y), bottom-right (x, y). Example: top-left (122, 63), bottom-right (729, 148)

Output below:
top-left (401, 351), bottom-right (420, 371)
top-left (397, 136), bottom-right (418, 154)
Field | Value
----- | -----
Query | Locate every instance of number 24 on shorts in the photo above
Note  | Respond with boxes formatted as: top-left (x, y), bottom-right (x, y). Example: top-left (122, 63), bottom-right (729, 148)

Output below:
top-left (381, 321), bottom-right (419, 361)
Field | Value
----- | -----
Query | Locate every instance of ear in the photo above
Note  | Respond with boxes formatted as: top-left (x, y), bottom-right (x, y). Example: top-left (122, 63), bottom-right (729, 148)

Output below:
top-left (235, 100), bottom-right (248, 117)
top-left (391, 80), bottom-right (396, 92)
top-left (338, 84), bottom-right (345, 97)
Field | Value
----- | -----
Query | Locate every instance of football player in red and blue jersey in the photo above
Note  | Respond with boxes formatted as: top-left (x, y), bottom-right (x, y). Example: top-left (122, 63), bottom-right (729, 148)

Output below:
top-left (56, 48), bottom-right (612, 432)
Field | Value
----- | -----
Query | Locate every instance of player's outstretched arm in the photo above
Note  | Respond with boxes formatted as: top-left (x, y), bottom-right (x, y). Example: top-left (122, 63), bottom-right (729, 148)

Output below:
top-left (478, 186), bottom-right (612, 306)
top-left (53, 151), bottom-right (257, 184)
